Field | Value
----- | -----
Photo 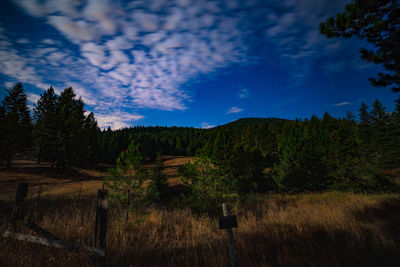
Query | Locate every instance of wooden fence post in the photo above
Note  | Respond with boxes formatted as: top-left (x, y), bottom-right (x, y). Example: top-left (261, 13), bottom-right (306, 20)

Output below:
top-left (4, 184), bottom-right (107, 260)
top-left (15, 182), bottom-right (28, 207)
top-left (93, 189), bottom-right (108, 266)
top-left (12, 183), bottom-right (28, 230)
top-left (94, 189), bottom-right (108, 250)
top-left (222, 203), bottom-right (238, 267)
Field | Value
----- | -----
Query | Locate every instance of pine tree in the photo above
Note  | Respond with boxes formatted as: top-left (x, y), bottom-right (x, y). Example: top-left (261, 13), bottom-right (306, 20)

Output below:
top-left (392, 102), bottom-right (400, 127)
top-left (1, 83), bottom-right (32, 168)
top-left (104, 142), bottom-right (147, 207)
top-left (320, 0), bottom-right (400, 99)
top-left (345, 111), bottom-right (356, 122)
top-left (33, 87), bottom-right (58, 165)
top-left (83, 112), bottom-right (99, 165)
top-left (358, 102), bottom-right (373, 161)
top-left (370, 99), bottom-right (388, 124)
top-left (369, 99), bottom-right (390, 168)
top-left (0, 105), bottom-right (6, 163)
top-left (389, 103), bottom-right (400, 166)
top-left (369, 99), bottom-right (400, 169)
top-left (178, 155), bottom-right (236, 215)
top-left (147, 153), bottom-right (169, 203)
top-left (55, 87), bottom-right (85, 168)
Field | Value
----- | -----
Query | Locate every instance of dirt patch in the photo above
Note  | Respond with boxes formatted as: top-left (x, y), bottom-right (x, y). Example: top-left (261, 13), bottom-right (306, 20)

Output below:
top-left (162, 156), bottom-right (192, 186)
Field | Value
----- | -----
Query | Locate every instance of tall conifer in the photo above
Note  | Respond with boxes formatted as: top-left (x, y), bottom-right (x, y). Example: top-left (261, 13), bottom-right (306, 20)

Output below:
top-left (33, 87), bottom-right (58, 165)
top-left (1, 83), bottom-right (32, 168)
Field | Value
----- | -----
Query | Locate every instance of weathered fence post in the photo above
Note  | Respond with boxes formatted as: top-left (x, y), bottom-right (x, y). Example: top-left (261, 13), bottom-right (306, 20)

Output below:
top-left (15, 182), bottom-right (28, 207)
top-left (12, 183), bottom-right (28, 230)
top-left (36, 185), bottom-right (42, 204)
top-left (221, 203), bottom-right (238, 267)
top-left (4, 184), bottom-right (106, 259)
top-left (93, 189), bottom-right (108, 265)
top-left (33, 185), bottom-right (42, 217)
top-left (94, 189), bottom-right (108, 249)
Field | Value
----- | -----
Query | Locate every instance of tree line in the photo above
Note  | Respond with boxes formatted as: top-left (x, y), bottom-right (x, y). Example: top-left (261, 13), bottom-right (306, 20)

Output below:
top-left (1, 83), bottom-right (399, 197)
top-left (0, 83), bottom-right (98, 168)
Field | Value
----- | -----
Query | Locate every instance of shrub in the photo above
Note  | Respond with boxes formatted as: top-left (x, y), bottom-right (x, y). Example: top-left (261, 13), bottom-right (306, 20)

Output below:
top-left (104, 142), bottom-right (147, 210)
top-left (178, 156), bottom-right (237, 215)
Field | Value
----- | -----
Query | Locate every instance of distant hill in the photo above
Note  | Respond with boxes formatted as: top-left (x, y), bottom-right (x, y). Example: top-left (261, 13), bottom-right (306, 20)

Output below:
top-left (217, 117), bottom-right (289, 129)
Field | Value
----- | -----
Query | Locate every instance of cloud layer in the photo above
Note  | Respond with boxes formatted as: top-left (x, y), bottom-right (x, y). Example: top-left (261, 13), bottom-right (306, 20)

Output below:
top-left (1, 0), bottom-right (354, 128)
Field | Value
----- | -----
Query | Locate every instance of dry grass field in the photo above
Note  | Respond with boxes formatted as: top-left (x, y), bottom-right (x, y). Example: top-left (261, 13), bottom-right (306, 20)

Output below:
top-left (0, 156), bottom-right (192, 201)
top-left (1, 158), bottom-right (400, 266)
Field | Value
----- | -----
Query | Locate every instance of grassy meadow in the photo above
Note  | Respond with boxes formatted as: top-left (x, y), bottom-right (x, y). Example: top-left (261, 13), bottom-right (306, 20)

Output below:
top-left (1, 158), bottom-right (400, 266)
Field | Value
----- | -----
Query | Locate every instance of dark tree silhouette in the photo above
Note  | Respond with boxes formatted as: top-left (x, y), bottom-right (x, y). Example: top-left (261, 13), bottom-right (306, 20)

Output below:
top-left (1, 83), bottom-right (32, 168)
top-left (320, 0), bottom-right (400, 99)
top-left (33, 87), bottom-right (58, 165)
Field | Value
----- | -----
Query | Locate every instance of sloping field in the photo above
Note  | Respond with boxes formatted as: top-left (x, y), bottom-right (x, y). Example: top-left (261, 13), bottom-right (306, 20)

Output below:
top-left (0, 156), bottom-right (192, 201)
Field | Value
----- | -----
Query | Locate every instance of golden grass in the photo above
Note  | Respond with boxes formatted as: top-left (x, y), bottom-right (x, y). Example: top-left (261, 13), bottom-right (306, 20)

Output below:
top-left (1, 158), bottom-right (400, 266)
top-left (160, 156), bottom-right (192, 187)
top-left (0, 156), bottom-right (192, 201)
top-left (1, 192), bottom-right (400, 266)
top-left (0, 159), bottom-right (107, 201)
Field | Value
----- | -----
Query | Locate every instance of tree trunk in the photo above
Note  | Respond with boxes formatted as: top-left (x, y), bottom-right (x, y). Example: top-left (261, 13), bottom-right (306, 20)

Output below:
top-left (6, 152), bottom-right (12, 169)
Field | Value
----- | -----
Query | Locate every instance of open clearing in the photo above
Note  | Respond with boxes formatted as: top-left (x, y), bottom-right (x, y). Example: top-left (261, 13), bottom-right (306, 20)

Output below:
top-left (0, 156), bottom-right (192, 201)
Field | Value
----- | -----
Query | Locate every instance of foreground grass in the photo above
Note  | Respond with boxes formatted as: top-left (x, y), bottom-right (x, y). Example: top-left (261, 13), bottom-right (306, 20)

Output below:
top-left (1, 192), bottom-right (400, 266)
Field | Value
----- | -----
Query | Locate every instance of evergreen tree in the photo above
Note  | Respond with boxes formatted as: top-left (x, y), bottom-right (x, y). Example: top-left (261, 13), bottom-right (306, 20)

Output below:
top-left (320, 0), bottom-right (400, 99)
top-left (389, 103), bottom-right (400, 166)
top-left (393, 102), bottom-right (400, 126)
top-left (0, 105), bottom-right (6, 163)
top-left (325, 118), bottom-right (361, 186)
top-left (104, 142), bottom-right (147, 208)
top-left (275, 114), bottom-right (361, 191)
top-left (55, 87), bottom-right (85, 168)
top-left (33, 87), bottom-right (58, 165)
top-left (178, 155), bottom-right (237, 215)
top-left (345, 111), bottom-right (356, 122)
top-left (83, 112), bottom-right (99, 165)
top-left (358, 102), bottom-right (373, 161)
top-left (147, 153), bottom-right (169, 203)
top-left (370, 99), bottom-right (397, 168)
top-left (359, 102), bottom-right (371, 126)
top-left (228, 142), bottom-right (266, 195)
top-left (1, 83), bottom-right (32, 168)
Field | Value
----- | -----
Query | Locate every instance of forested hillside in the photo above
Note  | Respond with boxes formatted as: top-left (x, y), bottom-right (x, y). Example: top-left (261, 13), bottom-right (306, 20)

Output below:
top-left (1, 83), bottom-right (400, 195)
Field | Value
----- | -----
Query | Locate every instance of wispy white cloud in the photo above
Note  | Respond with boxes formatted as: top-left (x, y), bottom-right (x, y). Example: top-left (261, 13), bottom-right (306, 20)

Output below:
top-left (42, 38), bottom-right (58, 45)
top-left (48, 16), bottom-right (98, 42)
top-left (16, 38), bottom-right (30, 44)
top-left (27, 92), bottom-right (40, 104)
top-left (201, 122), bottom-right (215, 129)
top-left (227, 106), bottom-right (243, 114)
top-left (4, 81), bottom-right (15, 88)
top-left (238, 89), bottom-right (249, 98)
top-left (334, 101), bottom-right (351, 107)
top-left (94, 111), bottom-right (144, 130)
top-left (6, 0), bottom-right (252, 119)
top-left (3, 0), bottom-right (358, 127)
top-left (260, 0), bottom-right (354, 84)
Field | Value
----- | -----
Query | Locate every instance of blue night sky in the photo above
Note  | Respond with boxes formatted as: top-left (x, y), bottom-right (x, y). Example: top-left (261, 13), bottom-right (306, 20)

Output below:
top-left (0, 0), bottom-right (397, 129)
